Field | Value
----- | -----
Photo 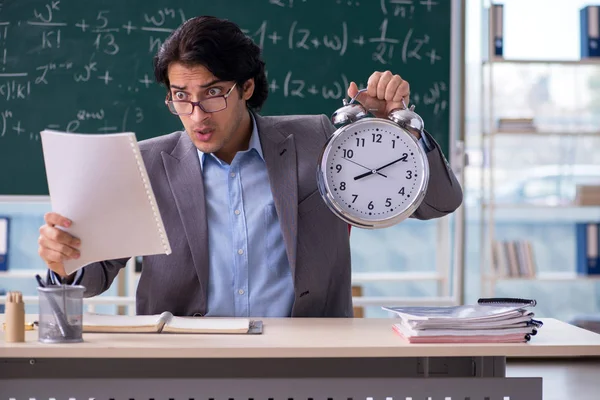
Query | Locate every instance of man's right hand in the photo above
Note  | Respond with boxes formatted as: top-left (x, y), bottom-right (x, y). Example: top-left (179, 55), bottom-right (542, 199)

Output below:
top-left (38, 212), bottom-right (81, 278)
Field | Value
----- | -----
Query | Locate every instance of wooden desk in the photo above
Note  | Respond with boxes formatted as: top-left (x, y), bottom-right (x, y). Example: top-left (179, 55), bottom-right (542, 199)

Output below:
top-left (2, 316), bottom-right (600, 400)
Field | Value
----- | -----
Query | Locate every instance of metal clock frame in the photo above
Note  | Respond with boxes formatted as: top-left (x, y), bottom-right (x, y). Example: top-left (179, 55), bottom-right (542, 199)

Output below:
top-left (317, 118), bottom-right (430, 229)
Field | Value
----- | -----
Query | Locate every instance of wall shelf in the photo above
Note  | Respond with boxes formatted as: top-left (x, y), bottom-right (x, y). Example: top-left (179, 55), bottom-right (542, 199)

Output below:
top-left (483, 273), bottom-right (600, 282)
top-left (483, 58), bottom-right (600, 65)
top-left (483, 131), bottom-right (600, 137)
top-left (478, 2), bottom-right (600, 297)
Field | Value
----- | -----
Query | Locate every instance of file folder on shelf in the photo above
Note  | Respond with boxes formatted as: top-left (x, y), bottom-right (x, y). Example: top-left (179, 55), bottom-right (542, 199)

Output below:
top-left (0, 217), bottom-right (9, 271)
top-left (483, 3), bottom-right (504, 60)
top-left (581, 6), bottom-right (600, 58)
top-left (576, 222), bottom-right (600, 275)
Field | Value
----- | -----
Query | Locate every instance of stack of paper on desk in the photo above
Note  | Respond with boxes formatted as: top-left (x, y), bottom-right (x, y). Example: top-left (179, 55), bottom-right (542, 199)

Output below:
top-left (383, 298), bottom-right (542, 343)
top-left (82, 312), bottom-right (263, 334)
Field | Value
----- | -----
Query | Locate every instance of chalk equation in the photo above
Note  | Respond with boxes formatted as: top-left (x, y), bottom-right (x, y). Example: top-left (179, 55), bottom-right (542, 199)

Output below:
top-left (0, 0), bottom-right (450, 143)
top-left (0, 76), bottom-right (447, 142)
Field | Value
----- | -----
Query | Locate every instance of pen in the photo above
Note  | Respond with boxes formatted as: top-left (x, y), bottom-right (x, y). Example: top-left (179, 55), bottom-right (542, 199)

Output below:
top-left (35, 274), bottom-right (46, 288)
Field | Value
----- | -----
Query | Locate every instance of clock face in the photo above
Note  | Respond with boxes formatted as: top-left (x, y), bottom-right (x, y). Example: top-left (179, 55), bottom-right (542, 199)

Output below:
top-left (318, 118), bottom-right (429, 228)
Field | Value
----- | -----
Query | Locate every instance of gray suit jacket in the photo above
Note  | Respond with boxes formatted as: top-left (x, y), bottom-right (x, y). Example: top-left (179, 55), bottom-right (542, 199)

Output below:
top-left (77, 113), bottom-right (462, 317)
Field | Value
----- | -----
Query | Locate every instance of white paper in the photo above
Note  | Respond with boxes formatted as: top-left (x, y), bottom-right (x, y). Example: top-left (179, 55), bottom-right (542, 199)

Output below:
top-left (393, 322), bottom-right (535, 337)
top-left (0, 218), bottom-right (7, 254)
top-left (164, 316), bottom-right (250, 333)
top-left (83, 312), bottom-right (166, 328)
top-left (40, 130), bottom-right (172, 275)
top-left (382, 304), bottom-right (530, 323)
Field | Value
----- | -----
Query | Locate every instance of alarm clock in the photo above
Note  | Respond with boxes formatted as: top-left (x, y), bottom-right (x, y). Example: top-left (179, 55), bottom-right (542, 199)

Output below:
top-left (317, 89), bottom-right (430, 229)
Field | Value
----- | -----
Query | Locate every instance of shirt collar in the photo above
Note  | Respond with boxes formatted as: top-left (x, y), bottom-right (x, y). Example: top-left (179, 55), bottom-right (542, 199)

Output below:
top-left (196, 111), bottom-right (263, 170)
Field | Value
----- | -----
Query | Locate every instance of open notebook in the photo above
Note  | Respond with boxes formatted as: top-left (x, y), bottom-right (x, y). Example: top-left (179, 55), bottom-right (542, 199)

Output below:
top-left (82, 312), bottom-right (263, 334)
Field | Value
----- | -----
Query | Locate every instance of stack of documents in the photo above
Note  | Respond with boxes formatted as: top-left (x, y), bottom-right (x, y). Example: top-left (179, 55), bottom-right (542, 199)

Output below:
top-left (383, 298), bottom-right (542, 344)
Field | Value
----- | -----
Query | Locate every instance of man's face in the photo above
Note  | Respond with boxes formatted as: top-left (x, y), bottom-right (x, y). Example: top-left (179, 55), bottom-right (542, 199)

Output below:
top-left (166, 62), bottom-right (254, 160)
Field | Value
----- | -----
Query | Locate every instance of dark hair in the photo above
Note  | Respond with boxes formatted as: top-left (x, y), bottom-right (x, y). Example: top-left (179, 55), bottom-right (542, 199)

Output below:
top-left (153, 16), bottom-right (268, 111)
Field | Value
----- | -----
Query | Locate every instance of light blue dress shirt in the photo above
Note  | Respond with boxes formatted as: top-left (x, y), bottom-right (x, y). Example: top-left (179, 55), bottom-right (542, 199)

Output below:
top-left (198, 114), bottom-right (295, 317)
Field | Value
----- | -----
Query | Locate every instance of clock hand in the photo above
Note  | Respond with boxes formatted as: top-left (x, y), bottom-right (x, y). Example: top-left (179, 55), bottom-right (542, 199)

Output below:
top-left (354, 154), bottom-right (408, 181)
top-left (342, 157), bottom-right (387, 178)
top-left (374, 154), bottom-right (409, 172)
top-left (354, 170), bottom-right (376, 181)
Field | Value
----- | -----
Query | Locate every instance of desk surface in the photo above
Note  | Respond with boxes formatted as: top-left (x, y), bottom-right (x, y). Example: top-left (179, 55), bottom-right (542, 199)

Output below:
top-left (1, 317), bottom-right (599, 359)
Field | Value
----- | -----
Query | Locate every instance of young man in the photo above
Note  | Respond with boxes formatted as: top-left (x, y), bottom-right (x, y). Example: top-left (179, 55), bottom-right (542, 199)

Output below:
top-left (38, 16), bottom-right (462, 317)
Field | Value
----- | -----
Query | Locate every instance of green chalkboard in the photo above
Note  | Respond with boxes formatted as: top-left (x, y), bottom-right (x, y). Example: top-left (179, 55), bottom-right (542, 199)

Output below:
top-left (0, 0), bottom-right (452, 195)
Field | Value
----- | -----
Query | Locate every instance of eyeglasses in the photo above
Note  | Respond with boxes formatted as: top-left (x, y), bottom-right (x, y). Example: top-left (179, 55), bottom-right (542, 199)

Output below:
top-left (165, 82), bottom-right (238, 115)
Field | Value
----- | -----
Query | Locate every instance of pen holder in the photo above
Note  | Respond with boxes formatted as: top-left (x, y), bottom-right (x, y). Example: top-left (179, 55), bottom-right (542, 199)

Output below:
top-left (37, 285), bottom-right (84, 343)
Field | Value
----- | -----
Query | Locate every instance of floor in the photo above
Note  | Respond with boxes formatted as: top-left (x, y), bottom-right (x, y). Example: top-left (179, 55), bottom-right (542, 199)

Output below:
top-left (506, 358), bottom-right (600, 400)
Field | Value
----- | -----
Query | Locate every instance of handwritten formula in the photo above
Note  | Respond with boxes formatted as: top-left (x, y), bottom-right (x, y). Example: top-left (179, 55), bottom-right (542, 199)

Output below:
top-left (0, 0), bottom-right (451, 195)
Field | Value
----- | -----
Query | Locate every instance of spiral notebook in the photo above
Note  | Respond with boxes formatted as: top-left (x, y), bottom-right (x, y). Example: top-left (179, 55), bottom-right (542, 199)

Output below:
top-left (40, 130), bottom-right (172, 275)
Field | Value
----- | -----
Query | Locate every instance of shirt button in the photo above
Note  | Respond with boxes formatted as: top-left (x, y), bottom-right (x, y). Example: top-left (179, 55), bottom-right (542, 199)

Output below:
top-left (238, 289), bottom-right (244, 295)
top-left (230, 172), bottom-right (236, 178)
top-left (234, 209), bottom-right (241, 215)
top-left (237, 249), bottom-right (244, 255)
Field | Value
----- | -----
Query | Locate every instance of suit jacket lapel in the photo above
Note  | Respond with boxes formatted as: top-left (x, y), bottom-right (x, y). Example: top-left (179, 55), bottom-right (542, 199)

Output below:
top-left (255, 114), bottom-right (299, 277)
top-left (161, 133), bottom-right (209, 312)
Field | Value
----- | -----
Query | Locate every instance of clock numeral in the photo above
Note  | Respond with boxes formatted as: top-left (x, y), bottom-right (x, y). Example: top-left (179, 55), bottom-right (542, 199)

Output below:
top-left (385, 198), bottom-right (392, 207)
top-left (401, 152), bottom-right (408, 161)
top-left (340, 182), bottom-right (346, 190)
top-left (368, 201), bottom-right (374, 210)
top-left (406, 170), bottom-right (413, 179)
top-left (336, 164), bottom-right (342, 173)
top-left (399, 187), bottom-right (405, 195)
top-left (352, 194), bottom-right (358, 203)
top-left (356, 138), bottom-right (365, 147)
top-left (392, 139), bottom-right (395, 149)
top-left (372, 133), bottom-right (382, 143)
top-left (343, 149), bottom-right (354, 158)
